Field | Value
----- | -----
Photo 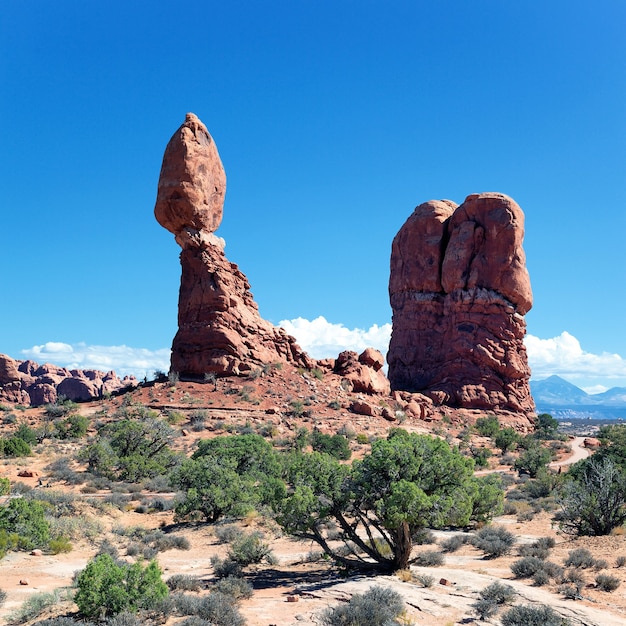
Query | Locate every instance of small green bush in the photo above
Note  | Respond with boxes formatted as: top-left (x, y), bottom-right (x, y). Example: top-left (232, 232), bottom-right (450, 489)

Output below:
top-left (320, 585), bottom-right (404, 626)
top-left (74, 553), bottom-right (168, 618)
top-left (49, 537), bottom-right (73, 554)
top-left (0, 588), bottom-right (6, 607)
top-left (2, 436), bottom-right (32, 457)
top-left (501, 604), bottom-right (570, 626)
top-left (310, 430), bottom-right (351, 460)
top-left (0, 497), bottom-right (50, 551)
top-left (475, 416), bottom-right (500, 437)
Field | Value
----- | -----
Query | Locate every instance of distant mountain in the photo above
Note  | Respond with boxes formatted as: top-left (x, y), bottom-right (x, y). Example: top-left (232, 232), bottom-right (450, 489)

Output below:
top-left (530, 375), bottom-right (589, 405)
top-left (531, 375), bottom-right (626, 420)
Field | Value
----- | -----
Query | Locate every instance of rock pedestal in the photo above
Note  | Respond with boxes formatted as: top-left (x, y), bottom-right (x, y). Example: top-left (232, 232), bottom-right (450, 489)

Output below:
top-left (388, 193), bottom-right (534, 414)
top-left (155, 113), bottom-right (312, 378)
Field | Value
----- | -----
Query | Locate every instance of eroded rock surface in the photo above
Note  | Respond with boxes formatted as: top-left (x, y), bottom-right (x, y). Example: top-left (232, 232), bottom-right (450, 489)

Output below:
top-left (155, 113), bottom-right (312, 378)
top-left (388, 192), bottom-right (534, 414)
top-left (0, 353), bottom-right (136, 406)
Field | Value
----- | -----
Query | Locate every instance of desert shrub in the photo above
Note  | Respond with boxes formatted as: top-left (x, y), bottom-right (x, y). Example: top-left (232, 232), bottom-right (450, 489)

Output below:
top-left (26, 489), bottom-right (77, 517)
top-left (320, 585), bottom-right (404, 626)
top-left (564, 547), bottom-right (595, 569)
top-left (471, 446), bottom-right (492, 468)
top-left (2, 436), bottom-right (32, 457)
top-left (412, 528), bottom-right (436, 545)
top-left (189, 410), bottom-right (207, 432)
top-left (0, 588), bottom-right (6, 607)
top-left (54, 414), bottom-right (89, 439)
top-left (211, 556), bottom-right (243, 579)
top-left (31, 618), bottom-right (89, 626)
top-left (416, 573), bottom-right (434, 587)
top-left (518, 537), bottom-right (555, 559)
top-left (194, 592), bottom-right (245, 626)
top-left (310, 430), bottom-right (351, 460)
top-left (440, 534), bottom-right (466, 553)
top-left (561, 568), bottom-right (586, 594)
top-left (472, 581), bottom-right (515, 620)
top-left (0, 497), bottom-right (50, 551)
top-left (558, 456), bottom-right (626, 536)
top-left (214, 576), bottom-right (253, 600)
top-left (15, 421), bottom-right (38, 445)
top-left (615, 555), bottom-right (626, 568)
top-left (559, 583), bottom-right (581, 599)
top-left (167, 574), bottom-right (202, 592)
top-left (178, 618), bottom-right (214, 626)
top-left (228, 532), bottom-right (274, 567)
top-left (414, 550), bottom-right (444, 567)
top-left (532, 569), bottom-right (550, 586)
top-left (49, 537), bottom-right (73, 554)
top-left (472, 525), bottom-right (515, 558)
top-left (7, 589), bottom-right (68, 623)
top-left (10, 589), bottom-right (74, 622)
top-left (74, 553), bottom-right (168, 618)
top-left (596, 573), bottom-right (621, 591)
top-left (501, 604), bottom-right (570, 626)
top-left (495, 427), bottom-right (520, 453)
top-left (152, 534), bottom-right (190, 552)
top-left (104, 613), bottom-right (144, 626)
top-left (0, 477), bottom-right (9, 495)
top-left (514, 443), bottom-right (553, 477)
top-left (511, 556), bottom-right (545, 578)
top-left (475, 415), bottom-right (500, 437)
top-left (594, 558), bottom-right (609, 570)
top-left (215, 524), bottom-right (243, 544)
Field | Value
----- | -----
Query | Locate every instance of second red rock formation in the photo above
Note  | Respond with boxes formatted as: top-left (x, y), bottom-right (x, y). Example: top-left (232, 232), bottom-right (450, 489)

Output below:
top-left (388, 193), bottom-right (534, 414)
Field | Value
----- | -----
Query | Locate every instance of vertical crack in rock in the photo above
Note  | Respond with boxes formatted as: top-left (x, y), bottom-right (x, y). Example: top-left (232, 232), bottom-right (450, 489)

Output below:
top-left (155, 113), bottom-right (312, 379)
top-left (388, 192), bottom-right (535, 414)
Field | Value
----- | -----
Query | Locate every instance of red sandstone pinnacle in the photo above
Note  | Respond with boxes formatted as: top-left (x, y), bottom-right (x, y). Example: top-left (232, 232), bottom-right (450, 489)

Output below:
top-left (155, 114), bottom-right (313, 378)
top-left (388, 192), bottom-right (534, 414)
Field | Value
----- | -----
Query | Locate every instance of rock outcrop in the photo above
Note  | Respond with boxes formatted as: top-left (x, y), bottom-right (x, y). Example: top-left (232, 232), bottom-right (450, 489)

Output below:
top-left (333, 349), bottom-right (390, 395)
top-left (388, 192), bottom-right (534, 414)
top-left (155, 113), bottom-right (312, 378)
top-left (0, 353), bottom-right (136, 406)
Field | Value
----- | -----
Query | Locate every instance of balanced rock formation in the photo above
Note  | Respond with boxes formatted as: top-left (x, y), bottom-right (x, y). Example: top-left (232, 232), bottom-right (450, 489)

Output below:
top-left (388, 192), bottom-right (534, 414)
top-left (155, 113), bottom-right (312, 378)
top-left (0, 353), bottom-right (136, 406)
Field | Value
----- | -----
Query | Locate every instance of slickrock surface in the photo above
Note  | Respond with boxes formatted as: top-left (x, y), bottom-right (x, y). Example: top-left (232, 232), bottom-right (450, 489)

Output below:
top-left (0, 353), bottom-right (136, 405)
top-left (155, 113), bottom-right (312, 378)
top-left (388, 192), bottom-right (534, 414)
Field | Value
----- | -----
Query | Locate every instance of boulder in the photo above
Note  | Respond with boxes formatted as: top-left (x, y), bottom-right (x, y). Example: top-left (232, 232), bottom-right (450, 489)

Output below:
top-left (333, 350), bottom-right (390, 395)
top-left (0, 354), bottom-right (20, 385)
top-left (154, 113), bottom-right (313, 379)
top-left (388, 193), bottom-right (534, 415)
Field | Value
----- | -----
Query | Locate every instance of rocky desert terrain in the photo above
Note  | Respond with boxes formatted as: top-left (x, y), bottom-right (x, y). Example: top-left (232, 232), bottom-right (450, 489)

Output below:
top-left (0, 368), bottom-right (625, 626)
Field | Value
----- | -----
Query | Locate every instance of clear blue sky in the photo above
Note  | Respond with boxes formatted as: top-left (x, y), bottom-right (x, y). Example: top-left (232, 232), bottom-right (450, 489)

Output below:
top-left (1, 1), bottom-right (625, 392)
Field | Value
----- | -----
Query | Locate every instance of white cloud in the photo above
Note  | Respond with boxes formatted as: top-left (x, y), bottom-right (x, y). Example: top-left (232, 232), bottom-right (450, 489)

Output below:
top-left (279, 316), bottom-right (392, 360)
top-left (21, 342), bottom-right (170, 380)
top-left (524, 331), bottom-right (626, 390)
top-left (18, 327), bottom-right (626, 394)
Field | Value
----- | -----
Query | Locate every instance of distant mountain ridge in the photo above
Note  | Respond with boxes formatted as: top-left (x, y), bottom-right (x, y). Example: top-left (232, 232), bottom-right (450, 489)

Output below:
top-left (531, 375), bottom-right (626, 420)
